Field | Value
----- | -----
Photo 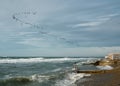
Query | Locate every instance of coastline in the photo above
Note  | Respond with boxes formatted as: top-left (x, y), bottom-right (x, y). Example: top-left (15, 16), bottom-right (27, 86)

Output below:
top-left (76, 65), bottom-right (120, 86)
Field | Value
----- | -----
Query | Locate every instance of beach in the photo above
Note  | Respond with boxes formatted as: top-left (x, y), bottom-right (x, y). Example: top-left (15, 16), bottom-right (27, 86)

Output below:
top-left (76, 65), bottom-right (120, 86)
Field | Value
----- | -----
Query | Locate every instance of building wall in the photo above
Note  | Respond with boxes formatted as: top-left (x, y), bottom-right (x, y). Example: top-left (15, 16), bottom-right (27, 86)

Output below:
top-left (106, 53), bottom-right (120, 60)
top-left (107, 54), bottom-right (113, 60)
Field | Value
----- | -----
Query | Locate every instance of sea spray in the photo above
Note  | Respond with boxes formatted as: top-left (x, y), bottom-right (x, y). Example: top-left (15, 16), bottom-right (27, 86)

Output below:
top-left (55, 73), bottom-right (91, 86)
top-left (0, 57), bottom-right (99, 64)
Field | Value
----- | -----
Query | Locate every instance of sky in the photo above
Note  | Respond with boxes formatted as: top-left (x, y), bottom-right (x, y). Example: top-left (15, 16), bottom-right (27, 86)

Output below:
top-left (0, 0), bottom-right (120, 56)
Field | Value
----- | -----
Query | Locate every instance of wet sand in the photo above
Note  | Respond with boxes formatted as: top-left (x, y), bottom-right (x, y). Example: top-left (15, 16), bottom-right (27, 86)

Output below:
top-left (76, 68), bottom-right (120, 86)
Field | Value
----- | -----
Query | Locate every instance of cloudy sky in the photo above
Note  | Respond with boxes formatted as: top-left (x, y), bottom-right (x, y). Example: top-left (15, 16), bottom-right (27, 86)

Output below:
top-left (0, 0), bottom-right (120, 56)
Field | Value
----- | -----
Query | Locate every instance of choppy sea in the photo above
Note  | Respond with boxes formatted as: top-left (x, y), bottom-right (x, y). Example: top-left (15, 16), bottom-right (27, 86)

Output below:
top-left (0, 56), bottom-right (103, 86)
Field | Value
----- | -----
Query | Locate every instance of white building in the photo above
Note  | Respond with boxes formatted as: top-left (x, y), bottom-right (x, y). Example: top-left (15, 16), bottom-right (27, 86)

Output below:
top-left (105, 53), bottom-right (120, 60)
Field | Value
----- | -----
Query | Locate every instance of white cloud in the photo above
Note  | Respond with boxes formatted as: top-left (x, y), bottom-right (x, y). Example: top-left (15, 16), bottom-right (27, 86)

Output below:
top-left (71, 13), bottom-right (119, 28)
top-left (16, 37), bottom-right (51, 47)
top-left (72, 21), bottom-right (101, 27)
top-left (0, 0), bottom-right (120, 56)
top-left (100, 13), bottom-right (119, 18)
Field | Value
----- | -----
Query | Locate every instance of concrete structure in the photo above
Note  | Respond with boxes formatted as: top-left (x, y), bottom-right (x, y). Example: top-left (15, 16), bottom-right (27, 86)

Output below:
top-left (105, 53), bottom-right (120, 60)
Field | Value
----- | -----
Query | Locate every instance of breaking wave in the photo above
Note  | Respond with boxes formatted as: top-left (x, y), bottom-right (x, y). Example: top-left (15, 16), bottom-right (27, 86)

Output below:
top-left (0, 57), bottom-right (98, 64)
top-left (55, 73), bottom-right (91, 86)
top-left (0, 74), bottom-right (53, 85)
top-left (0, 73), bottom-right (91, 86)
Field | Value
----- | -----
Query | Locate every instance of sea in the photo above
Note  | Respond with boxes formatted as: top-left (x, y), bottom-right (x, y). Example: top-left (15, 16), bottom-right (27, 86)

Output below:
top-left (0, 56), bottom-right (104, 86)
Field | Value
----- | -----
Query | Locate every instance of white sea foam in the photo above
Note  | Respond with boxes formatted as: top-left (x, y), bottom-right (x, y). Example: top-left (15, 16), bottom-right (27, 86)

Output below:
top-left (55, 73), bottom-right (91, 86)
top-left (0, 58), bottom-right (43, 63)
top-left (96, 65), bottom-right (113, 70)
top-left (4, 74), bottom-right (13, 79)
top-left (30, 74), bottom-right (50, 83)
top-left (4, 74), bottom-right (51, 83)
top-left (0, 57), bottom-right (98, 63)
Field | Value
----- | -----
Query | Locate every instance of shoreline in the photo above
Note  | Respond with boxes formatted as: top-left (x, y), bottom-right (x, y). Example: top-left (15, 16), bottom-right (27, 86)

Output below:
top-left (76, 65), bottom-right (120, 86)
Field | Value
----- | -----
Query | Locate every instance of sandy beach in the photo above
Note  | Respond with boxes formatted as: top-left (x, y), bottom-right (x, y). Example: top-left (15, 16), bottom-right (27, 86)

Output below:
top-left (76, 67), bottom-right (120, 86)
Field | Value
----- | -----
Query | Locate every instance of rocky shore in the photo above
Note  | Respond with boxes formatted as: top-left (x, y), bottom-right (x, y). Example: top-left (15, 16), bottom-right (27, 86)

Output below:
top-left (75, 56), bottom-right (120, 86)
top-left (76, 67), bottom-right (120, 86)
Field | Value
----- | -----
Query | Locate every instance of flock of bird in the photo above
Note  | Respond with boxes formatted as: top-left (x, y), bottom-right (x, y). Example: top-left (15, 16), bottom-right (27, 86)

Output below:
top-left (12, 11), bottom-right (79, 46)
top-left (12, 11), bottom-right (120, 52)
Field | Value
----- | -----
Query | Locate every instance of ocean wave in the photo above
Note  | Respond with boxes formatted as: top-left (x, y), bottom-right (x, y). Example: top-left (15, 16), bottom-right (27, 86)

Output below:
top-left (55, 73), bottom-right (91, 86)
top-left (0, 57), bottom-right (98, 64)
top-left (0, 76), bottom-right (32, 86)
top-left (0, 73), bottom-right (67, 86)
top-left (1, 72), bottom-right (91, 86)
top-left (80, 59), bottom-right (99, 65)
top-left (30, 74), bottom-right (51, 83)
top-left (1, 74), bottom-right (52, 84)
